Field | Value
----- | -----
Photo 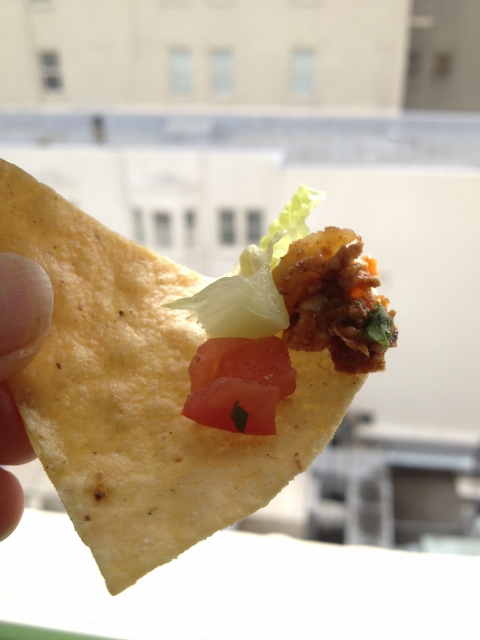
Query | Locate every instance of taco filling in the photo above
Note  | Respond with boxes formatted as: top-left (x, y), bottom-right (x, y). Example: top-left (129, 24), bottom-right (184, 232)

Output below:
top-left (167, 186), bottom-right (397, 434)
top-left (272, 227), bottom-right (397, 374)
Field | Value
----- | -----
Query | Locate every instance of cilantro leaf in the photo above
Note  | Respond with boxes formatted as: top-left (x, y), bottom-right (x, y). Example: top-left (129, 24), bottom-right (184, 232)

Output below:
top-left (230, 401), bottom-right (249, 433)
top-left (363, 302), bottom-right (393, 348)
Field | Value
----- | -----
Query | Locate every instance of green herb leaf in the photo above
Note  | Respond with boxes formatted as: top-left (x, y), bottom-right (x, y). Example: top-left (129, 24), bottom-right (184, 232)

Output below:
top-left (230, 401), bottom-right (249, 433)
top-left (363, 302), bottom-right (393, 348)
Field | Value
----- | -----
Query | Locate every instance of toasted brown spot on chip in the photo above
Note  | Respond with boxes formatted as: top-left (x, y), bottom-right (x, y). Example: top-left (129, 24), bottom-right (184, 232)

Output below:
top-left (294, 458), bottom-right (304, 471)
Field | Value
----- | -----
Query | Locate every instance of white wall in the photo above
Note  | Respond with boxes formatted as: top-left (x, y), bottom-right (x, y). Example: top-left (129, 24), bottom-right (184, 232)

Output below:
top-left (2, 146), bottom-right (479, 435)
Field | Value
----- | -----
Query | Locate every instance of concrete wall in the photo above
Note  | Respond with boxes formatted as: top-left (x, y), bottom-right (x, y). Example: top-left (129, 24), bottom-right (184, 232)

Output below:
top-left (0, 0), bottom-right (411, 114)
top-left (2, 145), bottom-right (479, 436)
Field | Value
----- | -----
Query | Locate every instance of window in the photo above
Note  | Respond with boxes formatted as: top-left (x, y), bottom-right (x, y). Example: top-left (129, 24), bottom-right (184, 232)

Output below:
top-left (412, 0), bottom-right (434, 18)
top-left (184, 209), bottom-right (196, 247)
top-left (291, 49), bottom-right (315, 97)
top-left (132, 208), bottom-right (146, 244)
top-left (246, 210), bottom-right (262, 244)
top-left (411, 0), bottom-right (435, 28)
top-left (153, 212), bottom-right (172, 247)
top-left (408, 50), bottom-right (422, 79)
top-left (170, 49), bottom-right (193, 95)
top-left (433, 52), bottom-right (453, 78)
top-left (210, 50), bottom-right (234, 95)
top-left (38, 50), bottom-right (63, 92)
top-left (218, 209), bottom-right (235, 245)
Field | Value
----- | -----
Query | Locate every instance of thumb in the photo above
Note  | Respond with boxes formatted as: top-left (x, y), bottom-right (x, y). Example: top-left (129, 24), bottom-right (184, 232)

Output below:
top-left (0, 253), bottom-right (54, 382)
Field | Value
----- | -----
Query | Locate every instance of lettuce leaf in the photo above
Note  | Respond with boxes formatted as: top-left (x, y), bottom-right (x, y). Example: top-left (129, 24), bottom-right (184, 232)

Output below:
top-left (165, 238), bottom-right (289, 338)
top-left (164, 184), bottom-right (324, 338)
top-left (258, 184), bottom-right (325, 269)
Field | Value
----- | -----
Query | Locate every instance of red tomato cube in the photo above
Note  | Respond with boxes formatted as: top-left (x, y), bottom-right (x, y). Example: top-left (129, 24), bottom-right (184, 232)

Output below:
top-left (182, 377), bottom-right (279, 436)
top-left (188, 336), bottom-right (296, 400)
top-left (188, 337), bottom-right (251, 393)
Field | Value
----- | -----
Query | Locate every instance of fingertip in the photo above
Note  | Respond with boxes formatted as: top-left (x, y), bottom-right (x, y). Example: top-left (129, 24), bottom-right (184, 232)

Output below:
top-left (0, 253), bottom-right (54, 382)
top-left (0, 381), bottom-right (36, 465)
top-left (0, 467), bottom-right (24, 542)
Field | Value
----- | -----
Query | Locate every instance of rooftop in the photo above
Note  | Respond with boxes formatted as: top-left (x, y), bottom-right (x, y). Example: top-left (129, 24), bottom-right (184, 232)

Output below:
top-left (1, 110), bottom-right (480, 168)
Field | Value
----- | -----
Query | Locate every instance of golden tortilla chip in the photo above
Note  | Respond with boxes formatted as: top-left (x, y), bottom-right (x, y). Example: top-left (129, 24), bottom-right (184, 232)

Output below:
top-left (0, 158), bottom-right (366, 595)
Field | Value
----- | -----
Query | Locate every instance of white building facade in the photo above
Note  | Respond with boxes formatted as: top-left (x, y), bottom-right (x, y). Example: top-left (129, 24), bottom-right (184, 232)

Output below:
top-left (1, 0), bottom-right (411, 114)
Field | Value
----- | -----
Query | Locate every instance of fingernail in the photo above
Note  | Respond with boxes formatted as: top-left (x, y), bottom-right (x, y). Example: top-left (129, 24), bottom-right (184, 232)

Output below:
top-left (0, 253), bottom-right (54, 358)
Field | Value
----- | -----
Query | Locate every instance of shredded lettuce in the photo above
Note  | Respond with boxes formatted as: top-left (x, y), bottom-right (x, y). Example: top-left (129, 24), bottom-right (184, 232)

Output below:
top-left (165, 238), bottom-right (288, 338)
top-left (239, 184), bottom-right (324, 276)
top-left (164, 273), bottom-right (287, 339)
top-left (164, 184), bottom-right (324, 338)
top-left (259, 184), bottom-right (325, 269)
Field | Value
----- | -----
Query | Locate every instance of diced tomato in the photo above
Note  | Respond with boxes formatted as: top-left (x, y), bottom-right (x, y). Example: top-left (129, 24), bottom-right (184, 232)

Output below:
top-left (182, 377), bottom-right (279, 436)
top-left (188, 336), bottom-right (296, 400)
top-left (183, 336), bottom-right (297, 435)
top-left (188, 337), bottom-right (251, 393)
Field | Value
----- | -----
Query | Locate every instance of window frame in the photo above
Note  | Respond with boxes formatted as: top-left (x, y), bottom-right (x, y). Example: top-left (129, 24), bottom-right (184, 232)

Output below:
top-left (245, 209), bottom-right (263, 245)
top-left (38, 50), bottom-right (63, 93)
top-left (210, 49), bottom-right (234, 97)
top-left (132, 207), bottom-right (146, 245)
top-left (291, 48), bottom-right (316, 98)
top-left (218, 209), bottom-right (236, 245)
top-left (169, 48), bottom-right (193, 96)
top-left (184, 209), bottom-right (196, 247)
top-left (153, 211), bottom-right (173, 247)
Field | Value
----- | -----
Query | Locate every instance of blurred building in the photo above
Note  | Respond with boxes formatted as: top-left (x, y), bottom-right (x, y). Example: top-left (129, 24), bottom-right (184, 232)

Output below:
top-left (406, 0), bottom-right (480, 111)
top-left (1, 0), bottom-right (479, 113)
top-left (0, 0), bottom-right (479, 435)
top-left (1, 0), bottom-right (411, 114)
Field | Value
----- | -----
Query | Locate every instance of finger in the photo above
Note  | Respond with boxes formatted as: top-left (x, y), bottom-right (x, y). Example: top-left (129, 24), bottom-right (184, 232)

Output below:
top-left (0, 467), bottom-right (24, 542)
top-left (0, 253), bottom-right (54, 382)
top-left (0, 381), bottom-right (36, 465)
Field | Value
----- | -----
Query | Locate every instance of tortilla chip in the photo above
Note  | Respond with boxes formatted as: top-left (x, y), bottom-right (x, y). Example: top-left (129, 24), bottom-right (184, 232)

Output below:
top-left (0, 158), bottom-right (366, 595)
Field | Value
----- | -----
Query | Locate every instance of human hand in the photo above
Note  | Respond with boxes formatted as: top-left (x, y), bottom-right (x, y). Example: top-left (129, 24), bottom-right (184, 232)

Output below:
top-left (0, 253), bottom-right (54, 541)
